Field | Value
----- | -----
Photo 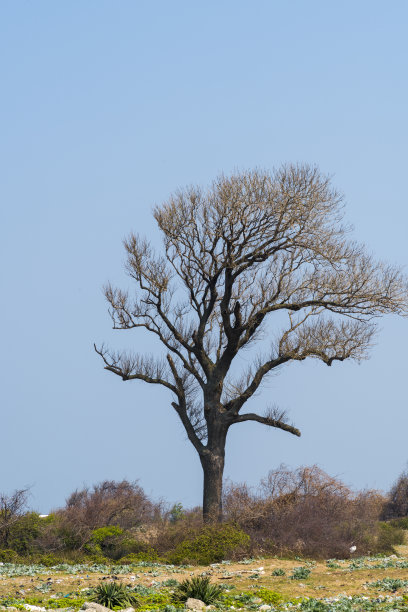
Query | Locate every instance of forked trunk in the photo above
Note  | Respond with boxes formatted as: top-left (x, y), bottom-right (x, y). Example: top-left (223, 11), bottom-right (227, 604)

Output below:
top-left (200, 450), bottom-right (225, 522)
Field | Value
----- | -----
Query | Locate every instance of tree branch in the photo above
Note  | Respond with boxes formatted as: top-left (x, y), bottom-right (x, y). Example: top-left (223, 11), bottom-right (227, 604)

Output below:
top-left (233, 412), bottom-right (301, 437)
top-left (94, 344), bottom-right (178, 394)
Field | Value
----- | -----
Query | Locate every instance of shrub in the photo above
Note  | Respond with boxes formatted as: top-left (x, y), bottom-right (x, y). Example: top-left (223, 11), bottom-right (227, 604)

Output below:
top-left (166, 524), bottom-right (250, 565)
top-left (173, 576), bottom-right (223, 604)
top-left (0, 488), bottom-right (30, 549)
top-left (90, 581), bottom-right (139, 609)
top-left (37, 553), bottom-right (66, 567)
top-left (271, 568), bottom-right (286, 576)
top-left (223, 465), bottom-right (387, 559)
top-left (7, 513), bottom-right (45, 555)
top-left (382, 469), bottom-right (408, 519)
top-left (0, 549), bottom-right (19, 562)
top-left (86, 525), bottom-right (125, 558)
top-left (256, 588), bottom-right (283, 604)
top-left (375, 522), bottom-right (405, 553)
top-left (389, 516), bottom-right (408, 530)
top-left (119, 548), bottom-right (159, 563)
top-left (62, 480), bottom-right (161, 531)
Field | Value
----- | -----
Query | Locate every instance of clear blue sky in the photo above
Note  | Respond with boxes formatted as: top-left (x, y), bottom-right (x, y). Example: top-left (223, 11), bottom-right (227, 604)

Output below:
top-left (1, 1), bottom-right (407, 512)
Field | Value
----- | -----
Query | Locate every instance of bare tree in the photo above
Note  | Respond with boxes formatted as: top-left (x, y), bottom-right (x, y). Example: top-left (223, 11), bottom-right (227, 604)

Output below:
top-left (0, 487), bottom-right (30, 548)
top-left (96, 165), bottom-right (408, 521)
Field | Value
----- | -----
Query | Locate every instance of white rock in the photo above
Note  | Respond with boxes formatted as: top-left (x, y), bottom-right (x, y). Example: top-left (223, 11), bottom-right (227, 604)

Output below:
top-left (82, 603), bottom-right (112, 612)
top-left (259, 606), bottom-right (271, 611)
top-left (185, 598), bottom-right (206, 611)
top-left (24, 606), bottom-right (46, 612)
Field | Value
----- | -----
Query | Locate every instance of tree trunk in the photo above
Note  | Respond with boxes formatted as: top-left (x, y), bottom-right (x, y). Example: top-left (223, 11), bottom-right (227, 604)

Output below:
top-left (200, 450), bottom-right (225, 522)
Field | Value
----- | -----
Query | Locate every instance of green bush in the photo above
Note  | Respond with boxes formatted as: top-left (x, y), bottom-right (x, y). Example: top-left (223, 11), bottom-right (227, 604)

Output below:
top-left (119, 548), bottom-right (159, 563)
top-left (376, 522), bottom-right (405, 553)
top-left (86, 526), bottom-right (146, 560)
top-left (83, 554), bottom-right (110, 564)
top-left (0, 549), bottom-right (19, 562)
top-left (271, 568), bottom-right (286, 576)
top-left (173, 576), bottom-right (224, 604)
top-left (86, 526), bottom-right (124, 556)
top-left (167, 524), bottom-right (250, 565)
top-left (37, 553), bottom-right (66, 567)
top-left (389, 516), bottom-right (408, 530)
top-left (7, 513), bottom-right (45, 555)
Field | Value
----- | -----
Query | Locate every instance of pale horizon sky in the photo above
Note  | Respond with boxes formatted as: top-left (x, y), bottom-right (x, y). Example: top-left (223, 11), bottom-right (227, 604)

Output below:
top-left (1, 1), bottom-right (407, 513)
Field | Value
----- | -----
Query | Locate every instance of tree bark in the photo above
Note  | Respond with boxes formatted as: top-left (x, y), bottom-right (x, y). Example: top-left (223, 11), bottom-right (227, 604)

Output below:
top-left (200, 450), bottom-right (225, 522)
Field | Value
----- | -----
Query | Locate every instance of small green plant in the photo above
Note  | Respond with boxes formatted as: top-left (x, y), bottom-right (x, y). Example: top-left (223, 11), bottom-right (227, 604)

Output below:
top-left (291, 566), bottom-right (311, 580)
top-left (326, 559), bottom-right (341, 569)
top-left (169, 503), bottom-right (185, 523)
top-left (136, 591), bottom-right (172, 609)
top-left (271, 568), bottom-right (286, 576)
top-left (366, 577), bottom-right (408, 592)
top-left (90, 581), bottom-right (139, 609)
top-left (256, 588), bottom-right (283, 604)
top-left (22, 595), bottom-right (86, 609)
top-left (173, 576), bottom-right (224, 604)
top-left (162, 578), bottom-right (180, 587)
top-left (299, 599), bottom-right (330, 611)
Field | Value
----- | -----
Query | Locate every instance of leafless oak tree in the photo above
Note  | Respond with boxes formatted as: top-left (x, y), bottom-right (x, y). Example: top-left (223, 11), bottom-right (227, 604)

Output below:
top-left (96, 165), bottom-right (408, 521)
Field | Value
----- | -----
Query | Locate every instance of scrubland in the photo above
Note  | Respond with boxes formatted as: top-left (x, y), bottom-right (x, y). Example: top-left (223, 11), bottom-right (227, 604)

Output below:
top-left (1, 466), bottom-right (408, 610)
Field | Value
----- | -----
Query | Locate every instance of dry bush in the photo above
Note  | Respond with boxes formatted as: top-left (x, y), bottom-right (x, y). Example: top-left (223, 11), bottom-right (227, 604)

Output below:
top-left (53, 480), bottom-right (162, 551)
top-left (151, 507), bottom-right (203, 557)
top-left (0, 488), bottom-right (30, 548)
top-left (223, 465), bottom-right (387, 559)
